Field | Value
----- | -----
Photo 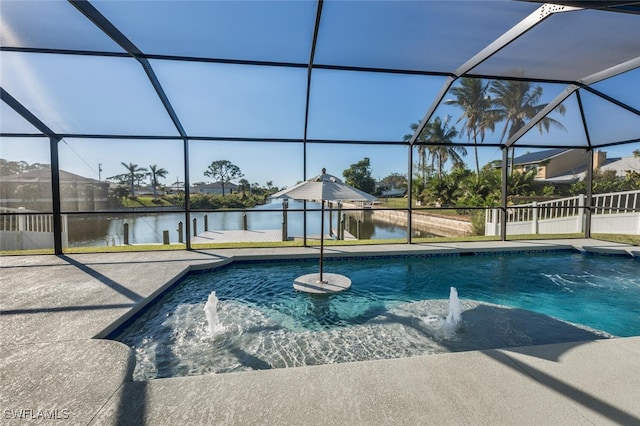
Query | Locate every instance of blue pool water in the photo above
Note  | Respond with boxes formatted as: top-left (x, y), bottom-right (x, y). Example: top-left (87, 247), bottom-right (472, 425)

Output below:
top-left (115, 251), bottom-right (639, 380)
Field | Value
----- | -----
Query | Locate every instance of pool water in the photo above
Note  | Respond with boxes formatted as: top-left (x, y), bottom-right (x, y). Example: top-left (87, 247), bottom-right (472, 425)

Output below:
top-left (114, 251), bottom-right (640, 380)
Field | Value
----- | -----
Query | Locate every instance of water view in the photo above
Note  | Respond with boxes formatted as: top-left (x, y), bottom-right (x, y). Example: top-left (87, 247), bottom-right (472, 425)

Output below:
top-left (67, 201), bottom-right (425, 247)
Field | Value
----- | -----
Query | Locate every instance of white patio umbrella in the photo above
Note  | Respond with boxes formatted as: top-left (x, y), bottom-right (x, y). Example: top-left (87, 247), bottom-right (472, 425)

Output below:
top-left (270, 168), bottom-right (377, 293)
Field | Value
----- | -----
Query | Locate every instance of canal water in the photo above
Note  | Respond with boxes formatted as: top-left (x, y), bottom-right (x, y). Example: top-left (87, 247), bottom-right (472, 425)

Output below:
top-left (67, 201), bottom-right (432, 247)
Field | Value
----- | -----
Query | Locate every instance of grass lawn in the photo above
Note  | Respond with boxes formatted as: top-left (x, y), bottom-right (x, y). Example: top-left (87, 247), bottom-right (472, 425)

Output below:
top-left (120, 196), bottom-right (175, 208)
top-left (2, 233), bottom-right (637, 256)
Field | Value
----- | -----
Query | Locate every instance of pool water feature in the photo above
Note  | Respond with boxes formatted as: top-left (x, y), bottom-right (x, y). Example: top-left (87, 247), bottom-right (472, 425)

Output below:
top-left (114, 251), bottom-right (639, 380)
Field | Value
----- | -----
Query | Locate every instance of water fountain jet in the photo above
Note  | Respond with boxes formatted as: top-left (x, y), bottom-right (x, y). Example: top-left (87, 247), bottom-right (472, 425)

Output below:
top-left (441, 287), bottom-right (462, 331)
top-left (204, 291), bottom-right (223, 336)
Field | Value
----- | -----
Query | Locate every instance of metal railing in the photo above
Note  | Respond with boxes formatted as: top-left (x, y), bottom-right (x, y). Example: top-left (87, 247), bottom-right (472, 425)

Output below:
top-left (0, 207), bottom-right (67, 233)
top-left (485, 189), bottom-right (640, 236)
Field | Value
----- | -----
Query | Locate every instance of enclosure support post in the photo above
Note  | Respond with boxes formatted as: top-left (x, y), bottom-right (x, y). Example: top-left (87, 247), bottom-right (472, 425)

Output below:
top-left (282, 199), bottom-right (288, 241)
top-left (407, 144), bottom-right (413, 244)
top-left (50, 136), bottom-right (63, 254)
top-left (337, 202), bottom-right (342, 240)
top-left (319, 200), bottom-right (325, 283)
top-left (500, 147), bottom-right (509, 241)
top-left (585, 150), bottom-right (593, 238)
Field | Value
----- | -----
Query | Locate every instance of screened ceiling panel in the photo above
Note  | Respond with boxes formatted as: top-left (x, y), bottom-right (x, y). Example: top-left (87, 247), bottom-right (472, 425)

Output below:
top-left (92, 0), bottom-right (316, 63)
top-left (591, 67), bottom-right (640, 111)
top-left (59, 138), bottom-right (185, 186)
top-left (0, 1), bottom-right (639, 150)
top-left (151, 60), bottom-right (307, 139)
top-left (0, 101), bottom-right (39, 133)
top-left (428, 79), bottom-right (569, 145)
top-left (189, 140), bottom-right (304, 189)
top-left (307, 70), bottom-right (448, 142)
top-left (0, 52), bottom-right (179, 136)
top-left (580, 90), bottom-right (640, 146)
top-left (471, 8), bottom-right (640, 81)
top-left (0, 0), bottom-right (124, 53)
top-left (314, 0), bottom-right (538, 72)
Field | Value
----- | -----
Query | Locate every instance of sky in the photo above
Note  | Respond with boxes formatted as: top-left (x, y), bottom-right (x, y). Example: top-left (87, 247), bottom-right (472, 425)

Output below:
top-left (1, 0), bottom-right (639, 189)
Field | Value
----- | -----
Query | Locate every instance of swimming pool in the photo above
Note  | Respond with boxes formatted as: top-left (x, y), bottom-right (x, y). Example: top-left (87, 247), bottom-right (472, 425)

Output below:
top-left (114, 250), bottom-right (639, 380)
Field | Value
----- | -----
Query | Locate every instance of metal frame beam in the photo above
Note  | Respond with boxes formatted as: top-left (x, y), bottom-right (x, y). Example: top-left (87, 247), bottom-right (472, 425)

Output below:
top-left (1, 89), bottom-right (65, 254)
top-left (1, 89), bottom-right (59, 138)
top-left (576, 90), bottom-right (594, 238)
top-left (69, 0), bottom-right (187, 139)
top-left (579, 56), bottom-right (640, 86)
top-left (454, 3), bottom-right (581, 77)
top-left (408, 3), bottom-right (580, 149)
top-left (301, 0), bottom-right (324, 246)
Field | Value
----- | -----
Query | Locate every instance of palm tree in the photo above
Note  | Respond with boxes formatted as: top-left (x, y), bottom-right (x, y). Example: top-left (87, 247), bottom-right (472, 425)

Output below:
top-left (404, 122), bottom-right (430, 186)
top-left (489, 80), bottom-right (566, 174)
top-left (120, 162), bottom-right (147, 197)
top-left (147, 164), bottom-right (168, 198)
top-left (424, 116), bottom-right (466, 178)
top-left (444, 78), bottom-right (494, 177)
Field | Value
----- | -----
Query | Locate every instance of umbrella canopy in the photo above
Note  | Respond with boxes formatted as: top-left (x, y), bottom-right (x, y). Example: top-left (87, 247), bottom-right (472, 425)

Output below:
top-left (271, 169), bottom-right (377, 203)
top-left (271, 169), bottom-right (376, 291)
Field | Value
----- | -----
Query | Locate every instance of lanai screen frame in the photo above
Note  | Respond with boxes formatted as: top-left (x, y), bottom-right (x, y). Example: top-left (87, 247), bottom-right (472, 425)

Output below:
top-left (1, 0), bottom-right (639, 254)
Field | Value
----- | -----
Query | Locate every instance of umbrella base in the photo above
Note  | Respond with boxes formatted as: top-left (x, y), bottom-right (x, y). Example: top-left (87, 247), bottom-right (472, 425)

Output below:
top-left (293, 273), bottom-right (352, 294)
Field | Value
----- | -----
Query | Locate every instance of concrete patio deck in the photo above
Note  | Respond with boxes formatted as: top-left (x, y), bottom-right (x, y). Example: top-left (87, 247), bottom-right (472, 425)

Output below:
top-left (1, 239), bottom-right (639, 425)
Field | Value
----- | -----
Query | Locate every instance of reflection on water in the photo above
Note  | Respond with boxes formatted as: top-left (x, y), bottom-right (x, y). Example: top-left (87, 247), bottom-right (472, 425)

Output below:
top-left (68, 201), bottom-right (438, 246)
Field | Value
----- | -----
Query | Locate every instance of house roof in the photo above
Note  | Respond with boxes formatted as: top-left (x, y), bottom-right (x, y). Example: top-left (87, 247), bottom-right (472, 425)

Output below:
top-left (600, 155), bottom-right (640, 176)
top-left (197, 182), bottom-right (238, 189)
top-left (0, 168), bottom-right (104, 185)
top-left (538, 155), bottom-right (640, 182)
top-left (513, 148), bottom-right (570, 165)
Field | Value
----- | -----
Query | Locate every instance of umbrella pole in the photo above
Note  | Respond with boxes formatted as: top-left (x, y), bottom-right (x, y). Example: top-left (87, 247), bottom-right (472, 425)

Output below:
top-left (319, 200), bottom-right (325, 283)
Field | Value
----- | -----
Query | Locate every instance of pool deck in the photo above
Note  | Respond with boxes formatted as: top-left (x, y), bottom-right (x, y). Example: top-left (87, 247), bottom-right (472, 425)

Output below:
top-left (1, 239), bottom-right (639, 425)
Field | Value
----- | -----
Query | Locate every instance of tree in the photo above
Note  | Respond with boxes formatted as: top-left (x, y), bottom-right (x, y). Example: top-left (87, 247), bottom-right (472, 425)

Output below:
top-left (489, 79), bottom-right (566, 173)
top-left (379, 172), bottom-right (408, 194)
top-left (343, 157), bottom-right (376, 194)
top-left (422, 173), bottom-right (462, 206)
top-left (203, 160), bottom-right (243, 196)
top-left (15, 184), bottom-right (41, 203)
top-left (404, 122), bottom-right (431, 186)
top-left (444, 78), bottom-right (494, 177)
top-left (238, 178), bottom-right (251, 194)
top-left (424, 116), bottom-right (466, 178)
top-left (147, 164), bottom-right (168, 198)
top-left (0, 159), bottom-right (49, 175)
top-left (0, 159), bottom-right (29, 175)
top-left (111, 185), bottom-right (130, 202)
top-left (107, 162), bottom-right (148, 197)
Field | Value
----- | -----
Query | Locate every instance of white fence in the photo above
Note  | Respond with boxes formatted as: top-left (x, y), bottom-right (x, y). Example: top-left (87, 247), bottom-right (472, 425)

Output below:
top-left (0, 207), bottom-right (68, 250)
top-left (485, 190), bottom-right (640, 236)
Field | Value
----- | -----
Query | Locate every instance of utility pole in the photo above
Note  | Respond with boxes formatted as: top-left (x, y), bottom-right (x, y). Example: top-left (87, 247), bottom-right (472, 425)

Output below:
top-left (98, 163), bottom-right (102, 181)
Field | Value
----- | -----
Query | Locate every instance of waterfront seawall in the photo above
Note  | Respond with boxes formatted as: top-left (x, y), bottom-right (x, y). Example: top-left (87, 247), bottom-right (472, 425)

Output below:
top-left (366, 209), bottom-right (472, 238)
